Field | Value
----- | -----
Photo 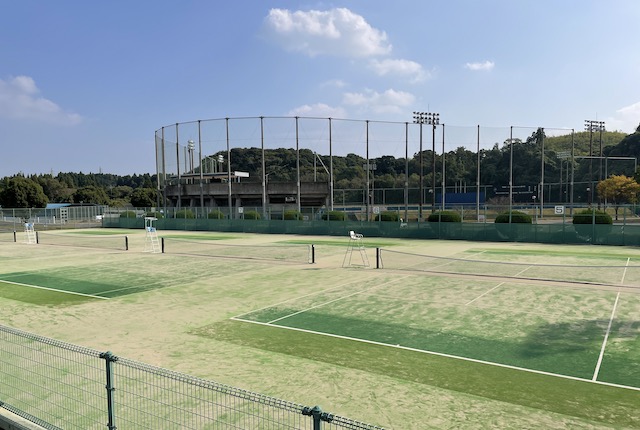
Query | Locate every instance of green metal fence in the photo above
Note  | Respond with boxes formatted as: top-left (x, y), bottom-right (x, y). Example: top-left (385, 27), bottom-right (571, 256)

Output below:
top-left (105, 216), bottom-right (640, 247)
top-left (0, 325), bottom-right (384, 430)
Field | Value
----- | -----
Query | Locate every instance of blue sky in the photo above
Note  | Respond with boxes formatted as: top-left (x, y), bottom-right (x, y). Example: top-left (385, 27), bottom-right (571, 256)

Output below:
top-left (1, 1), bottom-right (639, 177)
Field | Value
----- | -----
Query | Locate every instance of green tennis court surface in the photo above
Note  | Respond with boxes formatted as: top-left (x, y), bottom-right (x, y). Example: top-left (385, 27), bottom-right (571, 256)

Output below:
top-left (232, 271), bottom-right (640, 389)
top-left (3, 233), bottom-right (640, 428)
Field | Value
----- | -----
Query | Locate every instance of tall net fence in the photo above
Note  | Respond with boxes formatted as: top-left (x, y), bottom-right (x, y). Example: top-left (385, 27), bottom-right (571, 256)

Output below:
top-left (157, 117), bottom-right (632, 221)
top-left (0, 324), bottom-right (384, 430)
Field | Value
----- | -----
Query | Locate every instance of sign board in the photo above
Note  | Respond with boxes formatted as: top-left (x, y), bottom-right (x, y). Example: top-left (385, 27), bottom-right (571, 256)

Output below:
top-left (373, 206), bottom-right (380, 214)
top-left (554, 205), bottom-right (565, 215)
top-left (237, 207), bottom-right (244, 214)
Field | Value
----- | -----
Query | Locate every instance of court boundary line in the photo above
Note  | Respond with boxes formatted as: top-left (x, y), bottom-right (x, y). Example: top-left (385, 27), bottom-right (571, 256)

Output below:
top-left (465, 282), bottom-right (505, 306)
top-left (0, 279), bottom-right (109, 300)
top-left (231, 317), bottom-right (640, 393)
top-left (266, 275), bottom-right (412, 325)
top-left (592, 291), bottom-right (620, 381)
top-left (232, 274), bottom-right (380, 320)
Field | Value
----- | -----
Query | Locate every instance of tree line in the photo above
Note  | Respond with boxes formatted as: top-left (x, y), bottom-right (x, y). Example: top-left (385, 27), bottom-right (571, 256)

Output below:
top-left (1, 125), bottom-right (639, 208)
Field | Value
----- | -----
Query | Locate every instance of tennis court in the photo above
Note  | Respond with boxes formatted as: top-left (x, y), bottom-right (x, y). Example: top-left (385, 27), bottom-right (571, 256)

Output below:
top-left (232, 263), bottom-right (640, 389)
top-left (1, 230), bottom-right (640, 428)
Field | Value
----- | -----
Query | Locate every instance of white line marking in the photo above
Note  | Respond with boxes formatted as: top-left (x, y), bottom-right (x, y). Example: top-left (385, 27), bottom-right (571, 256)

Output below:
top-left (267, 275), bottom-right (412, 324)
top-left (232, 317), bottom-right (640, 392)
top-left (620, 257), bottom-right (630, 285)
top-left (232, 275), bottom-right (379, 319)
top-left (513, 265), bottom-right (533, 277)
top-left (592, 291), bottom-right (620, 381)
top-left (465, 282), bottom-right (505, 306)
top-left (0, 279), bottom-right (108, 300)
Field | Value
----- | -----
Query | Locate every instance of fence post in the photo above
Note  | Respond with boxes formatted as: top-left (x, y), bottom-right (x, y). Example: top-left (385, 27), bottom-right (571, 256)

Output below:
top-left (99, 351), bottom-right (118, 430)
top-left (302, 405), bottom-right (333, 430)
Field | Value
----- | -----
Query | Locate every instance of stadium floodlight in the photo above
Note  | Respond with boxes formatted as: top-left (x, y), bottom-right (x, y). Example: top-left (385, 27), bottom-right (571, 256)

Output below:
top-left (584, 120), bottom-right (606, 205)
top-left (413, 112), bottom-right (440, 215)
top-left (187, 140), bottom-right (195, 173)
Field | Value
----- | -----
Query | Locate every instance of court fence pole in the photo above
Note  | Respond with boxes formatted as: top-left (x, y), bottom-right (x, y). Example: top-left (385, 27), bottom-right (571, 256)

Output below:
top-left (99, 351), bottom-right (118, 430)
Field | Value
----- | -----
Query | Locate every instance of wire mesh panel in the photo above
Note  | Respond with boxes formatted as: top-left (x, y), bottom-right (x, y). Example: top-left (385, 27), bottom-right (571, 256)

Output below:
top-left (0, 324), bottom-right (386, 429)
top-left (112, 357), bottom-right (310, 429)
top-left (0, 325), bottom-right (105, 430)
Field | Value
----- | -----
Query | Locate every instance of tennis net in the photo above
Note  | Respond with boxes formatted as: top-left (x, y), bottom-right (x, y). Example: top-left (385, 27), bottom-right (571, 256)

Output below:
top-left (37, 231), bottom-right (128, 251)
top-left (379, 248), bottom-right (640, 288)
top-left (162, 237), bottom-right (314, 264)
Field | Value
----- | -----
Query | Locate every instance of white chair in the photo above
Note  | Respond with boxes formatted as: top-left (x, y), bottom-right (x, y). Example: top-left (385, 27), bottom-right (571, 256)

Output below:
top-left (343, 231), bottom-right (369, 267)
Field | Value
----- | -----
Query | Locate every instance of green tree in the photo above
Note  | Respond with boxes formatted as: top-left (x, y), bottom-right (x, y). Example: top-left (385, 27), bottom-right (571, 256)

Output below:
top-left (130, 188), bottom-right (158, 207)
top-left (596, 175), bottom-right (640, 220)
top-left (73, 186), bottom-right (109, 205)
top-left (0, 176), bottom-right (49, 208)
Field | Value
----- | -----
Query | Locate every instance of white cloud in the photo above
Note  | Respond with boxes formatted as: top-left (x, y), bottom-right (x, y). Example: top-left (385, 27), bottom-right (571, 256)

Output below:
top-left (320, 79), bottom-right (348, 88)
top-left (0, 76), bottom-right (82, 125)
top-left (464, 60), bottom-right (495, 71)
top-left (343, 88), bottom-right (415, 114)
top-left (605, 101), bottom-right (640, 133)
top-left (369, 58), bottom-right (430, 83)
top-left (264, 8), bottom-right (392, 57)
top-left (287, 103), bottom-right (347, 118)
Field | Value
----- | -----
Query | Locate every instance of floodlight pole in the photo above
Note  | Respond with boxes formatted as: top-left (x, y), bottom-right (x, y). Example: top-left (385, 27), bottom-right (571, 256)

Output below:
top-left (585, 120), bottom-right (605, 207)
top-left (413, 112), bottom-right (440, 216)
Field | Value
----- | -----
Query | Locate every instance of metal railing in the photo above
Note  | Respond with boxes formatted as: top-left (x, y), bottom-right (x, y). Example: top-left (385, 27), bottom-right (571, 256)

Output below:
top-left (0, 324), bottom-right (384, 430)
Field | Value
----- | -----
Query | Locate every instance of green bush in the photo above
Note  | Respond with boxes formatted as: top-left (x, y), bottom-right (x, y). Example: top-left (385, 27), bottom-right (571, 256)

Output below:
top-left (375, 211), bottom-right (400, 222)
top-left (321, 210), bottom-right (346, 221)
top-left (495, 210), bottom-right (532, 224)
top-left (120, 211), bottom-right (137, 218)
top-left (283, 210), bottom-right (302, 220)
top-left (207, 210), bottom-right (225, 219)
top-left (175, 209), bottom-right (195, 219)
top-left (572, 209), bottom-right (612, 225)
top-left (427, 211), bottom-right (461, 222)
top-left (243, 210), bottom-right (261, 220)
top-left (146, 211), bottom-right (164, 219)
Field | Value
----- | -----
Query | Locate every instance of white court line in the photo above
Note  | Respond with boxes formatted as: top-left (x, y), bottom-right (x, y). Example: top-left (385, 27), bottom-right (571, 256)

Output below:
top-left (232, 275), bottom-right (379, 320)
top-left (0, 279), bottom-right (108, 300)
top-left (231, 317), bottom-right (640, 392)
top-left (592, 291), bottom-right (620, 381)
top-left (620, 257), bottom-right (631, 285)
top-left (465, 282), bottom-right (505, 306)
top-left (267, 275), bottom-right (412, 324)
top-left (513, 266), bottom-right (533, 277)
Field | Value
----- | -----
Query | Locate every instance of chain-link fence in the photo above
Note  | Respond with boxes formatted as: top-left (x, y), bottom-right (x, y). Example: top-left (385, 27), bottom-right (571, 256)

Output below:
top-left (0, 324), bottom-right (384, 430)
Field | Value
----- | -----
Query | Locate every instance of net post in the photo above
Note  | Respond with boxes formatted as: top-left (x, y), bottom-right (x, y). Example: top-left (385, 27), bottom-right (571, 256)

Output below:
top-left (125, 236), bottom-right (129, 251)
top-left (13, 231), bottom-right (16, 242)
top-left (35, 231), bottom-right (39, 244)
top-left (311, 244), bottom-right (315, 264)
top-left (161, 237), bottom-right (165, 253)
top-left (376, 247), bottom-right (380, 269)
